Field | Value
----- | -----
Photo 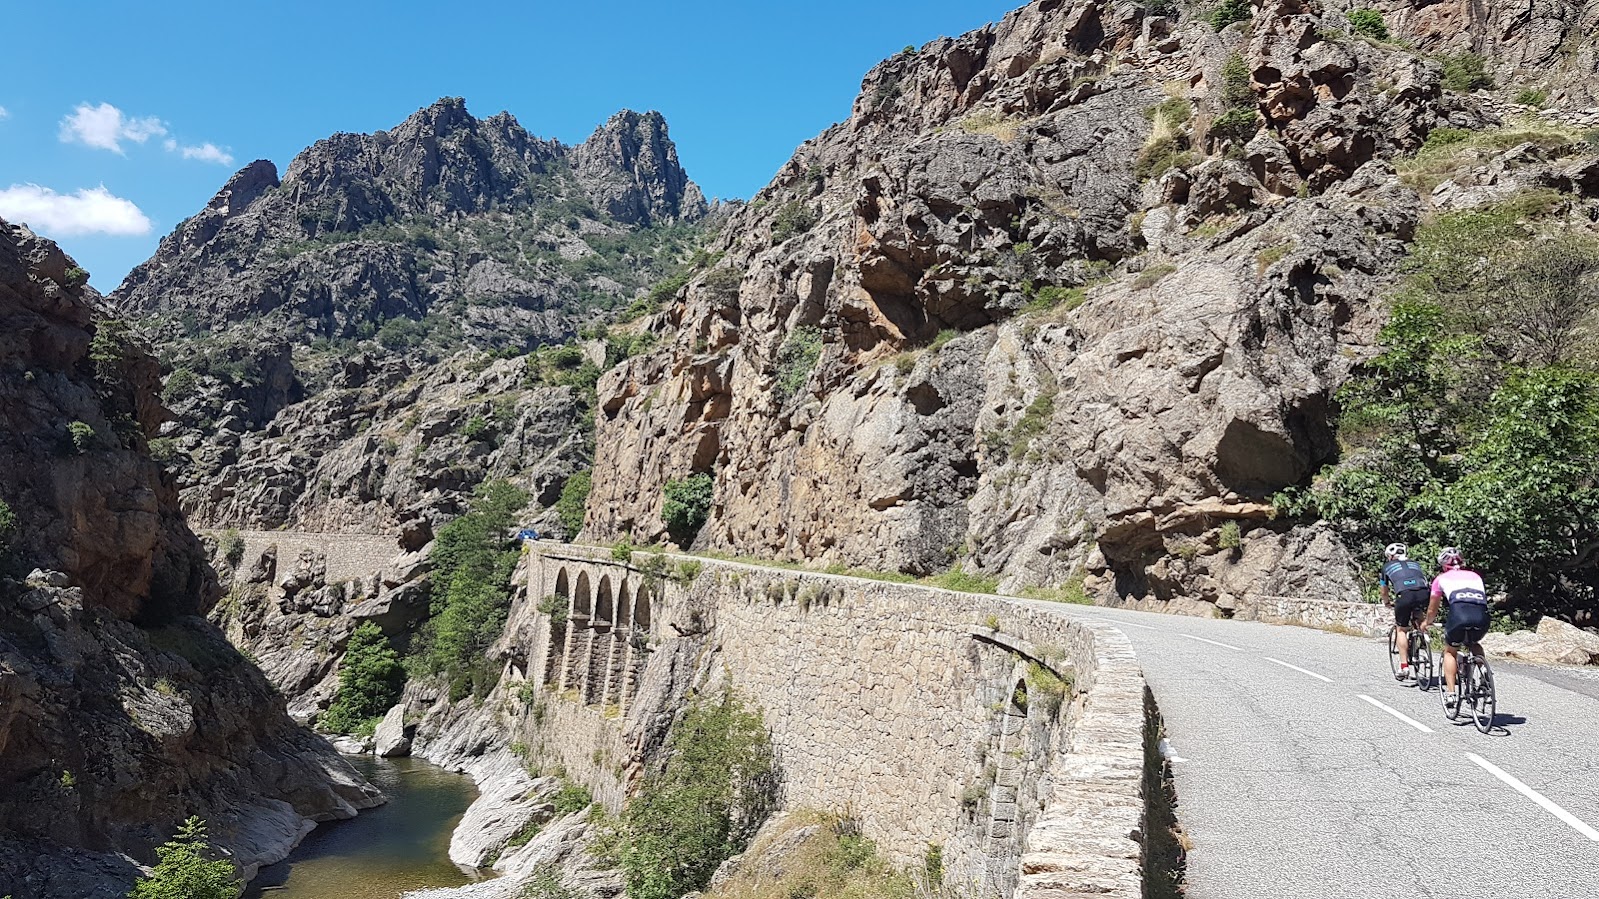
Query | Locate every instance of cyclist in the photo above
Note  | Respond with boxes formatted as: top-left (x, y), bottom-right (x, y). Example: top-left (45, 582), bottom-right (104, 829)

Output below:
top-left (1378, 542), bottom-right (1430, 681)
top-left (1420, 547), bottom-right (1491, 708)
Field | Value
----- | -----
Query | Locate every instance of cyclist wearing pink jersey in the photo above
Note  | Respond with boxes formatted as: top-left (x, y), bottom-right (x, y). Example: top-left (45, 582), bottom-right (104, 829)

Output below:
top-left (1420, 547), bottom-right (1491, 708)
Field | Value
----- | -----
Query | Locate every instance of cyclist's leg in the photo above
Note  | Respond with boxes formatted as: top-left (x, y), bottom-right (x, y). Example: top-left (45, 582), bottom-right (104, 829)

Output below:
top-left (1441, 643), bottom-right (1460, 693)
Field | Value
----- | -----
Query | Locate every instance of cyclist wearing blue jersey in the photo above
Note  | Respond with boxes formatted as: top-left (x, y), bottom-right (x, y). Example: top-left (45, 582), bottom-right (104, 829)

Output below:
top-left (1378, 542), bottom-right (1430, 681)
top-left (1420, 547), bottom-right (1492, 708)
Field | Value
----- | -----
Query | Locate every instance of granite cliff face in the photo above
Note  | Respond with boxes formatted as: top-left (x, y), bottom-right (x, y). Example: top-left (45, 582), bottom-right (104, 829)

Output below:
top-left (0, 221), bottom-right (382, 899)
top-left (583, 0), bottom-right (1599, 612)
top-left (112, 99), bottom-right (711, 533)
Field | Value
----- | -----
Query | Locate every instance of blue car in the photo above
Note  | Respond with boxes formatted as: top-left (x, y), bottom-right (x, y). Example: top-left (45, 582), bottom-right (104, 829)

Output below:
top-left (516, 528), bottom-right (540, 542)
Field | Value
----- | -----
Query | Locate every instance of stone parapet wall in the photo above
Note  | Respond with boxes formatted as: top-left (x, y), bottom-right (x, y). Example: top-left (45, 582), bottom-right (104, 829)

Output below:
top-left (204, 529), bottom-right (400, 587)
top-left (1230, 592), bottom-right (1391, 636)
top-left (517, 546), bottom-right (1149, 899)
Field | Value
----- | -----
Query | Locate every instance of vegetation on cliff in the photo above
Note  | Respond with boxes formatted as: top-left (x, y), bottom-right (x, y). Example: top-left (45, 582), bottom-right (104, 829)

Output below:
top-left (127, 818), bottom-right (241, 899)
top-left (617, 691), bottom-right (778, 899)
top-left (1285, 193), bottom-right (1599, 621)
top-left (412, 479), bottom-right (531, 698)
top-left (321, 622), bottom-right (406, 735)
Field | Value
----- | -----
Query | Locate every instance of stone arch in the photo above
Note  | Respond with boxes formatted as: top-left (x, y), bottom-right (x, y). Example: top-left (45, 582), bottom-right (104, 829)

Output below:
top-left (587, 576), bottom-right (616, 704)
top-left (562, 570), bottom-right (595, 692)
top-left (604, 581), bottom-right (632, 706)
top-left (544, 567), bottom-right (572, 687)
top-left (624, 586), bottom-right (654, 707)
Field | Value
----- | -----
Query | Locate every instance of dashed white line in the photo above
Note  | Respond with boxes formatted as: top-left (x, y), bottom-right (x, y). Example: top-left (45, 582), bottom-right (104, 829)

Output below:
top-left (1116, 621), bottom-right (1163, 631)
top-left (1264, 657), bottom-right (1333, 683)
top-left (1467, 753), bottom-right (1599, 842)
top-left (1180, 633), bottom-right (1243, 651)
top-left (1357, 694), bottom-right (1434, 733)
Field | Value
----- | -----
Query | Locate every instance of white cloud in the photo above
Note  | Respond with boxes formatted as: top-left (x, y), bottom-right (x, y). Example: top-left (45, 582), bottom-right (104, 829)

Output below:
top-left (0, 107), bottom-right (9, 121)
top-left (59, 102), bottom-right (167, 153)
top-left (0, 184), bottom-right (152, 236)
top-left (165, 139), bottom-right (234, 165)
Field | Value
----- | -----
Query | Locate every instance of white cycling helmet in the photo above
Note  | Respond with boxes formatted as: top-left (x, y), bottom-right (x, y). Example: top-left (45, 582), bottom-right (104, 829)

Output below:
top-left (1384, 542), bottom-right (1407, 561)
top-left (1438, 547), bottom-right (1464, 569)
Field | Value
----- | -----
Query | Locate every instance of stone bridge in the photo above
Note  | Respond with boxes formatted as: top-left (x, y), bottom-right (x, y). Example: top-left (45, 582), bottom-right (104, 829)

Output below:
top-left (499, 545), bottom-right (1155, 899)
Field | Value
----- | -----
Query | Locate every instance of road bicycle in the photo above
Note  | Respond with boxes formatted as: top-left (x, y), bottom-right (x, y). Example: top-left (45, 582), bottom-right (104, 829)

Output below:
top-left (1440, 645), bottom-right (1496, 734)
top-left (1387, 611), bottom-right (1433, 690)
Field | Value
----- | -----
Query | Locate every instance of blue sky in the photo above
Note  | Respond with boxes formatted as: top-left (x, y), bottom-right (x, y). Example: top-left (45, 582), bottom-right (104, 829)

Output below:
top-left (0, 0), bottom-right (1019, 292)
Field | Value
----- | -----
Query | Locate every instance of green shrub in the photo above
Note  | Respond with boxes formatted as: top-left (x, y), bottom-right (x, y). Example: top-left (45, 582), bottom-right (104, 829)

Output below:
top-left (772, 201), bottom-right (819, 243)
top-left (775, 326), bottom-right (824, 404)
top-left (1133, 263), bottom-right (1177, 290)
top-left (63, 265), bottom-right (89, 288)
top-left (519, 865), bottom-right (583, 899)
top-left (552, 780), bottom-right (593, 816)
top-left (927, 569), bottom-right (999, 594)
top-left (1010, 390), bottom-right (1057, 458)
top-left (1440, 52), bottom-right (1493, 92)
top-left (1218, 520), bottom-right (1242, 550)
top-left (1209, 107), bottom-right (1259, 143)
top-left (1024, 285), bottom-right (1088, 314)
top-left (612, 540), bottom-right (636, 562)
top-left (555, 470), bottom-right (591, 538)
top-left (128, 817), bottom-right (242, 899)
top-left (162, 367), bottom-right (200, 405)
top-left (1514, 88), bottom-right (1548, 108)
top-left (1420, 127), bottom-right (1473, 152)
top-left (412, 479), bottom-right (529, 698)
top-left (219, 529), bottom-right (245, 568)
top-left (618, 691), bottom-right (778, 899)
top-left (66, 421), bottom-right (96, 454)
top-left (1344, 8), bottom-right (1388, 40)
top-left (1209, 0), bottom-right (1251, 30)
top-left (321, 622), bottom-right (405, 735)
top-left (662, 472), bottom-right (715, 545)
top-left (1133, 135), bottom-right (1196, 181)
top-left (463, 415), bottom-right (490, 441)
top-left (0, 499), bottom-right (16, 561)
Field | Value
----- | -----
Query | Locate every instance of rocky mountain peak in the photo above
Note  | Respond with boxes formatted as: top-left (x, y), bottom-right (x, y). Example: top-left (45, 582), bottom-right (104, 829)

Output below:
top-left (575, 108), bottom-right (708, 224)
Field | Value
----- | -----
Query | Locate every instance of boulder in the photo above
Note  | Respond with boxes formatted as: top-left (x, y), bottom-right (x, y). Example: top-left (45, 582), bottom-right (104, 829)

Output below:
top-left (373, 703), bottom-right (414, 757)
top-left (1482, 618), bottom-right (1599, 667)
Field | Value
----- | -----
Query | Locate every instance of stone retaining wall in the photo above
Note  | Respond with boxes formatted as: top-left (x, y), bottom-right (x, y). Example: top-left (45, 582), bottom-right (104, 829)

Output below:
top-left (513, 546), bottom-right (1149, 899)
top-left (1230, 592), bottom-right (1390, 636)
top-left (204, 529), bottom-right (400, 587)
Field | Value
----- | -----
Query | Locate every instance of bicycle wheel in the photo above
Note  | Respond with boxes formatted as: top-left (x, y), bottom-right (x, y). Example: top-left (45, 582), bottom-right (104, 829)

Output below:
top-left (1388, 626), bottom-right (1404, 680)
top-left (1471, 659), bottom-right (1496, 734)
top-left (1411, 634), bottom-right (1434, 692)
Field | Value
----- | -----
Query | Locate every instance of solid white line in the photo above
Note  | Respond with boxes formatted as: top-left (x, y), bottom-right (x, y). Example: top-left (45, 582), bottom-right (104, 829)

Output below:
top-left (1467, 753), bottom-right (1599, 842)
top-left (1179, 633), bottom-right (1243, 651)
top-left (1357, 694), bottom-right (1434, 733)
top-left (1264, 657), bottom-right (1334, 683)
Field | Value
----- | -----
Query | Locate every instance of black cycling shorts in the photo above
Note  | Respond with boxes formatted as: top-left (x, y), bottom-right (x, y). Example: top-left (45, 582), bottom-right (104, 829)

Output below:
top-left (1394, 590), bottom-right (1428, 627)
top-left (1444, 602), bottom-right (1490, 647)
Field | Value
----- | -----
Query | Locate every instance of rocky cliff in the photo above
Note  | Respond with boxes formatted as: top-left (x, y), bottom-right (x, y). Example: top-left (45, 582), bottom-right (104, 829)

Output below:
top-left (111, 99), bottom-right (712, 533)
top-left (0, 221), bottom-right (382, 899)
top-left (583, 0), bottom-right (1599, 613)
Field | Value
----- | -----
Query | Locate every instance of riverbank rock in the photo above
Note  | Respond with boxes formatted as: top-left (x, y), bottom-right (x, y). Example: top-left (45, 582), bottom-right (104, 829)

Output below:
top-left (375, 703), bottom-right (415, 757)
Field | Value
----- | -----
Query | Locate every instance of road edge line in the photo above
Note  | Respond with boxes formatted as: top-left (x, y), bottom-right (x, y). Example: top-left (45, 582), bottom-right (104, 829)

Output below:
top-left (1466, 752), bottom-right (1599, 842)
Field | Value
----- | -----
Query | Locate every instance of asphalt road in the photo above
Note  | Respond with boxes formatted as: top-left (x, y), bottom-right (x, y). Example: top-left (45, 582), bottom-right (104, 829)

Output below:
top-left (1021, 601), bottom-right (1599, 899)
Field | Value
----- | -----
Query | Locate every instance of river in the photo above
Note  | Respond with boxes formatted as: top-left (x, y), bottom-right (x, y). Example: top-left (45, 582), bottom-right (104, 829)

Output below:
top-left (245, 755), bottom-right (485, 899)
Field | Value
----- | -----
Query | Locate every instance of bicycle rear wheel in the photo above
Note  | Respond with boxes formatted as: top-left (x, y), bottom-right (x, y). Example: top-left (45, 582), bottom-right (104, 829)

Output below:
top-left (1388, 626), bottom-right (1404, 680)
top-left (1471, 659), bottom-right (1496, 734)
top-left (1411, 634), bottom-right (1434, 691)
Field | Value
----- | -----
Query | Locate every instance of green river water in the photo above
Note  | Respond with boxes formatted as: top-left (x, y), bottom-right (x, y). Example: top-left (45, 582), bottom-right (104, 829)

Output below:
top-left (245, 756), bottom-right (486, 899)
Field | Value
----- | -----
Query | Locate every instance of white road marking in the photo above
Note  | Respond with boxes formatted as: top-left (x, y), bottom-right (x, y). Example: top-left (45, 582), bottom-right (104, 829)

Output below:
top-left (1180, 633), bottom-right (1243, 651)
top-left (1467, 753), bottom-right (1599, 842)
top-left (1116, 621), bottom-right (1163, 631)
top-left (1264, 657), bottom-right (1333, 683)
top-left (1357, 694), bottom-right (1434, 733)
